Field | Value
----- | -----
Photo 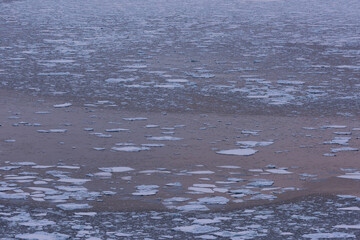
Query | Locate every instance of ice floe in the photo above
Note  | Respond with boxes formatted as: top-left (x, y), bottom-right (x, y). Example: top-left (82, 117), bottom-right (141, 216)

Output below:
top-left (216, 148), bottom-right (258, 156)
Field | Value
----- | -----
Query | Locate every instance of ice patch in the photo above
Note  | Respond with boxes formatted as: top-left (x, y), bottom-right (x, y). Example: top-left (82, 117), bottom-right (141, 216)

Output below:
top-left (266, 169), bottom-right (293, 174)
top-left (99, 167), bottom-right (134, 173)
top-left (147, 136), bottom-right (183, 141)
top-left (111, 146), bottom-right (150, 152)
top-left (331, 147), bottom-right (358, 153)
top-left (302, 232), bottom-right (355, 239)
top-left (53, 103), bottom-right (72, 108)
top-left (16, 232), bottom-right (69, 240)
top-left (236, 141), bottom-right (273, 147)
top-left (57, 203), bottom-right (92, 211)
top-left (197, 196), bottom-right (229, 205)
top-left (216, 148), bottom-right (258, 156)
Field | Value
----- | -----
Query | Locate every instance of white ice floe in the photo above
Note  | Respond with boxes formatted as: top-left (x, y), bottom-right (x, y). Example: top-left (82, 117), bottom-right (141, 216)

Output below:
top-left (188, 187), bottom-right (214, 193)
top-left (53, 103), bottom-right (72, 108)
top-left (331, 147), bottom-right (358, 153)
top-left (111, 146), bottom-right (150, 152)
top-left (173, 225), bottom-right (219, 234)
top-left (57, 203), bottom-right (92, 211)
top-left (247, 179), bottom-right (274, 187)
top-left (105, 77), bottom-right (137, 83)
top-left (145, 124), bottom-right (159, 128)
top-left (216, 148), bottom-right (258, 156)
top-left (187, 171), bottom-right (214, 174)
top-left (337, 172), bottom-right (360, 180)
top-left (334, 224), bottom-right (360, 229)
top-left (277, 80), bottom-right (304, 85)
top-left (266, 169), bottom-right (293, 174)
top-left (217, 165), bottom-right (241, 169)
top-left (98, 167), bottom-right (134, 173)
top-left (236, 141), bottom-right (273, 147)
top-left (123, 117), bottom-right (147, 121)
top-left (302, 232), bottom-right (355, 239)
top-left (175, 204), bottom-right (209, 212)
top-left (166, 79), bottom-right (189, 83)
top-left (337, 207), bottom-right (360, 211)
top-left (197, 196), bottom-right (229, 205)
top-left (132, 185), bottom-right (159, 196)
top-left (324, 137), bottom-right (351, 145)
top-left (322, 125), bottom-right (347, 129)
top-left (141, 143), bottom-right (165, 147)
top-left (147, 136), bottom-right (183, 141)
top-left (16, 232), bottom-right (70, 240)
top-left (105, 128), bottom-right (129, 132)
top-left (164, 197), bottom-right (190, 202)
top-left (57, 178), bottom-right (91, 185)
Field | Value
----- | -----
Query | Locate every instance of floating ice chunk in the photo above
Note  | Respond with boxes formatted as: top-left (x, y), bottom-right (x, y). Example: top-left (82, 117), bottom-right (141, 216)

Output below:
top-left (216, 148), bottom-right (258, 156)
top-left (334, 224), bottom-right (360, 229)
top-left (174, 225), bottom-right (219, 234)
top-left (105, 77), bottom-right (137, 83)
top-left (115, 143), bottom-right (136, 146)
top-left (111, 146), bottom-right (150, 152)
top-left (188, 187), bottom-right (214, 193)
top-left (241, 130), bottom-right (261, 135)
top-left (166, 182), bottom-right (182, 187)
top-left (197, 196), bottom-right (229, 205)
top-left (154, 84), bottom-right (184, 89)
top-left (277, 80), bottom-right (304, 85)
top-left (217, 165), bottom-right (241, 169)
top-left (322, 125), bottom-right (347, 129)
top-left (166, 79), bottom-right (189, 83)
top-left (193, 219), bottom-right (222, 225)
top-left (337, 172), bottom-right (360, 180)
top-left (132, 185), bottom-right (159, 196)
top-left (49, 129), bottom-right (67, 133)
top-left (187, 171), bottom-right (214, 174)
top-left (147, 136), bottom-right (183, 141)
top-left (334, 132), bottom-right (352, 135)
top-left (53, 103), bottom-right (72, 108)
top-left (15, 232), bottom-right (70, 240)
top-left (164, 197), bottom-right (190, 202)
top-left (123, 117), bottom-right (147, 121)
top-left (236, 141), bottom-right (273, 147)
top-left (266, 169), bottom-right (293, 174)
top-left (57, 178), bottom-right (91, 185)
top-left (56, 186), bottom-right (87, 192)
top-left (331, 147), bottom-right (358, 153)
top-left (302, 232), bottom-right (355, 239)
top-left (193, 184), bottom-right (216, 188)
top-left (0, 166), bottom-right (21, 171)
top-left (32, 165), bottom-right (55, 169)
top-left (99, 167), bottom-right (134, 173)
top-left (324, 137), bottom-right (351, 145)
top-left (93, 147), bottom-right (106, 151)
top-left (250, 194), bottom-right (277, 200)
top-left (0, 192), bottom-right (28, 199)
top-left (57, 203), bottom-right (92, 211)
top-left (145, 124), bottom-right (159, 128)
top-left (141, 143), bottom-right (165, 147)
top-left (57, 165), bottom-right (80, 169)
top-left (337, 207), bottom-right (360, 211)
top-left (74, 212), bottom-right (97, 216)
top-left (105, 128), bottom-right (129, 132)
top-left (247, 179), bottom-right (274, 187)
top-left (12, 162), bottom-right (36, 166)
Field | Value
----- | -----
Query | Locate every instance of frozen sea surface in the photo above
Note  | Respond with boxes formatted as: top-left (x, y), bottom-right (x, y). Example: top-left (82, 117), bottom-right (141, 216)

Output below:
top-left (1, 196), bottom-right (360, 239)
top-left (1, 0), bottom-right (360, 115)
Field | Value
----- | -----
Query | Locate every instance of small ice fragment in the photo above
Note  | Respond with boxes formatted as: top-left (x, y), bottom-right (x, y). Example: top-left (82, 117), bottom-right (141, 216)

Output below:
top-left (57, 178), bottom-right (91, 185)
top-left (266, 169), bottom-right (292, 174)
top-left (57, 203), bottom-right (92, 210)
top-left (16, 232), bottom-right (70, 240)
top-left (147, 136), bottom-right (183, 141)
top-left (216, 148), bottom-right (258, 156)
top-left (331, 147), bottom-right (358, 153)
top-left (53, 103), bottom-right (72, 108)
top-left (123, 117), bottom-right (147, 121)
top-left (302, 232), bottom-right (355, 239)
top-left (187, 171), bottom-right (214, 174)
top-left (217, 165), bottom-right (241, 169)
top-left (197, 196), bottom-right (229, 205)
top-left (98, 167), bottom-right (134, 173)
top-left (111, 146), bottom-right (150, 152)
top-left (236, 141), bottom-right (273, 147)
top-left (337, 172), bottom-right (360, 180)
top-left (105, 128), bottom-right (129, 132)
top-left (337, 207), bottom-right (360, 211)
top-left (173, 225), bottom-right (219, 234)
